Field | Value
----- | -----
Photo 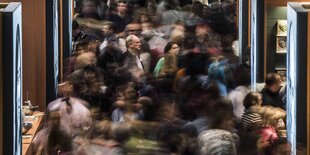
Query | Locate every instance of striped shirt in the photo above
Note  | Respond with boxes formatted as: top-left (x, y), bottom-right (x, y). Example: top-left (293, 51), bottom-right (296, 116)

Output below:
top-left (241, 110), bottom-right (263, 132)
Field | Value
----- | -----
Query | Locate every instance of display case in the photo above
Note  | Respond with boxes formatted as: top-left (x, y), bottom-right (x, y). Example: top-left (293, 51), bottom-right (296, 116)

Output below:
top-left (287, 2), bottom-right (310, 154)
top-left (0, 2), bottom-right (23, 155)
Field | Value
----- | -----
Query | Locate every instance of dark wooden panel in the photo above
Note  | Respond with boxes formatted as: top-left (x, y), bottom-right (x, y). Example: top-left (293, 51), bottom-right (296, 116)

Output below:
top-left (307, 12), bottom-right (310, 155)
top-left (0, 10), bottom-right (3, 155)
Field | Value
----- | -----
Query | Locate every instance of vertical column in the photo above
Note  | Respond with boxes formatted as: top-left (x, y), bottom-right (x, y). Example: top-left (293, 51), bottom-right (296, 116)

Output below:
top-left (62, 0), bottom-right (72, 59)
top-left (46, 0), bottom-right (59, 104)
top-left (0, 7), bottom-right (3, 155)
top-left (250, 0), bottom-right (265, 90)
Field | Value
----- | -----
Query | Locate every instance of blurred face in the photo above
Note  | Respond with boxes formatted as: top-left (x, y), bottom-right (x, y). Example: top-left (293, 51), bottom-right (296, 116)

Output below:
top-left (117, 2), bottom-right (127, 13)
top-left (48, 111), bottom-right (61, 127)
top-left (126, 23), bottom-right (142, 36)
top-left (124, 87), bottom-right (137, 100)
top-left (270, 74), bottom-right (283, 92)
top-left (195, 25), bottom-right (210, 42)
top-left (140, 14), bottom-right (150, 23)
top-left (275, 75), bottom-right (283, 90)
top-left (72, 28), bottom-right (80, 38)
top-left (102, 25), bottom-right (113, 37)
top-left (129, 36), bottom-right (141, 51)
top-left (221, 115), bottom-right (236, 130)
top-left (168, 44), bottom-right (179, 55)
top-left (256, 93), bottom-right (263, 106)
top-left (81, 1), bottom-right (97, 16)
top-left (147, 2), bottom-right (156, 12)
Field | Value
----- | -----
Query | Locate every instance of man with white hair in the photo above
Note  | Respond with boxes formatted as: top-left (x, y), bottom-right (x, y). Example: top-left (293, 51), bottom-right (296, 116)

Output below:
top-left (117, 35), bottom-right (145, 83)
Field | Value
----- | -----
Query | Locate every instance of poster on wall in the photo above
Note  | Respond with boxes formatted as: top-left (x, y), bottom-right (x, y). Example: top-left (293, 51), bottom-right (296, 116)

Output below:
top-left (277, 20), bottom-right (287, 36)
top-left (276, 36), bottom-right (287, 53)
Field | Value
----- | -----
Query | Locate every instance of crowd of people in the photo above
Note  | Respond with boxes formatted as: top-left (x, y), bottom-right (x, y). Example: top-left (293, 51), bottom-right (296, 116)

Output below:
top-left (31, 0), bottom-right (294, 154)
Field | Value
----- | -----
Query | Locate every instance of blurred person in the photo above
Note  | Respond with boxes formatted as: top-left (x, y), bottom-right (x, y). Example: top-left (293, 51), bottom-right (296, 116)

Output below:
top-left (58, 81), bottom-right (77, 98)
top-left (269, 137), bottom-right (291, 155)
top-left (46, 97), bottom-right (92, 137)
top-left (99, 21), bottom-right (126, 53)
top-left (77, 121), bottom-right (131, 155)
top-left (76, 120), bottom-right (117, 155)
top-left (261, 73), bottom-right (285, 109)
top-left (192, 1), bottom-right (205, 18)
top-left (174, 52), bottom-right (210, 116)
top-left (227, 67), bottom-right (251, 120)
top-left (144, 0), bottom-right (162, 26)
top-left (169, 21), bottom-right (185, 46)
top-left (198, 98), bottom-right (239, 155)
top-left (256, 106), bottom-right (286, 130)
top-left (139, 41), bottom-right (152, 73)
top-left (66, 40), bottom-right (96, 76)
top-left (155, 97), bottom-right (185, 126)
top-left (74, 51), bottom-right (97, 70)
top-left (87, 39), bottom-right (101, 53)
top-left (158, 0), bottom-right (182, 25)
top-left (153, 41), bottom-right (180, 77)
top-left (124, 22), bottom-right (143, 37)
top-left (111, 85), bottom-right (144, 122)
top-left (77, 0), bottom-right (101, 19)
top-left (72, 20), bottom-right (90, 53)
top-left (241, 92), bottom-right (263, 132)
top-left (116, 0), bottom-right (133, 27)
top-left (205, 30), bottom-right (222, 56)
top-left (32, 109), bottom-right (74, 155)
top-left (207, 57), bottom-right (230, 97)
top-left (256, 127), bottom-right (280, 155)
top-left (194, 23), bottom-right (211, 53)
top-left (96, 21), bottom-right (126, 88)
top-left (177, 33), bottom-right (197, 68)
top-left (66, 65), bottom-right (107, 110)
top-left (151, 41), bottom-right (181, 98)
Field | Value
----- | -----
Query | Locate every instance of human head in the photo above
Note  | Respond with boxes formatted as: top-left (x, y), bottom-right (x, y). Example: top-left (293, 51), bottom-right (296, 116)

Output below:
top-left (101, 21), bottom-right (115, 37)
top-left (270, 138), bottom-right (291, 155)
top-left (81, 0), bottom-right (99, 19)
top-left (111, 122), bottom-right (131, 143)
top-left (47, 109), bottom-right (61, 128)
top-left (243, 92), bottom-right (262, 109)
top-left (164, 41), bottom-right (179, 55)
top-left (145, 0), bottom-right (157, 12)
top-left (117, 0), bottom-right (128, 14)
top-left (126, 34), bottom-right (141, 52)
top-left (125, 22), bottom-right (142, 36)
top-left (124, 85), bottom-right (137, 100)
top-left (210, 98), bottom-right (236, 130)
top-left (72, 20), bottom-right (81, 38)
top-left (195, 23), bottom-right (211, 43)
top-left (265, 73), bottom-right (282, 92)
top-left (75, 51), bottom-right (97, 70)
top-left (257, 127), bottom-right (279, 152)
top-left (93, 120), bottom-right (112, 139)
